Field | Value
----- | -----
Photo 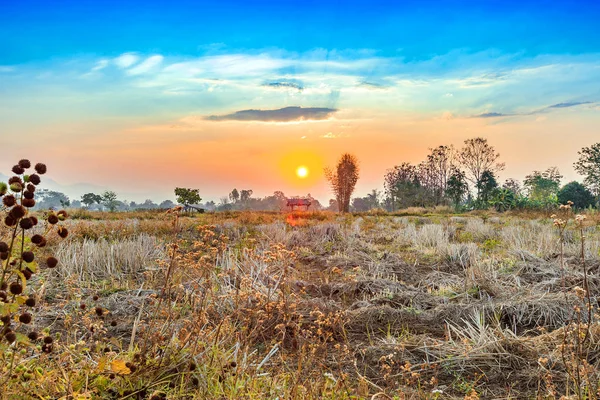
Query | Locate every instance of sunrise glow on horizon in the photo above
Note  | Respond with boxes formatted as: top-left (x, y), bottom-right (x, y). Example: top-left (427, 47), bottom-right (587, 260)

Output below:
top-left (2, 0), bottom-right (600, 203)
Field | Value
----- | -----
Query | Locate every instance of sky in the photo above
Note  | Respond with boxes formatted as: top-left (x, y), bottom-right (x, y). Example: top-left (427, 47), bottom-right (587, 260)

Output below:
top-left (1, 0), bottom-right (600, 203)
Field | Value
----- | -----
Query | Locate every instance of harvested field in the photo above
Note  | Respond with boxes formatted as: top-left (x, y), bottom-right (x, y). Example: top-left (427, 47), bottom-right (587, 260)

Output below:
top-left (2, 210), bottom-right (600, 399)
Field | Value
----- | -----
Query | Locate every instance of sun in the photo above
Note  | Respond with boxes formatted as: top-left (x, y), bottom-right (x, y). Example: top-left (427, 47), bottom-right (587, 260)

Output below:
top-left (296, 166), bottom-right (309, 178)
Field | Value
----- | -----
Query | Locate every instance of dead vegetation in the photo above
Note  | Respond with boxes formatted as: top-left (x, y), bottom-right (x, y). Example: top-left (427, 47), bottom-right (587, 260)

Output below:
top-left (2, 209), bottom-right (600, 399)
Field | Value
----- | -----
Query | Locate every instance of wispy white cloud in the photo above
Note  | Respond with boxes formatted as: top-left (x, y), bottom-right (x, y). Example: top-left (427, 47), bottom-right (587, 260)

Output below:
top-left (114, 53), bottom-right (139, 69)
top-left (91, 59), bottom-right (109, 72)
top-left (127, 55), bottom-right (164, 75)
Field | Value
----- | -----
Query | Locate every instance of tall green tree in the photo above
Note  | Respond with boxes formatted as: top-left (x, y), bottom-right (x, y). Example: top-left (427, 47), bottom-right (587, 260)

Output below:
top-left (574, 143), bottom-right (600, 197)
top-left (523, 167), bottom-right (562, 201)
top-left (445, 168), bottom-right (468, 208)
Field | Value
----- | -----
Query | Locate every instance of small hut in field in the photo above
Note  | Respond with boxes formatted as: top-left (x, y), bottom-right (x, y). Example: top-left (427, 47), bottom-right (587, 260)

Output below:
top-left (286, 197), bottom-right (311, 211)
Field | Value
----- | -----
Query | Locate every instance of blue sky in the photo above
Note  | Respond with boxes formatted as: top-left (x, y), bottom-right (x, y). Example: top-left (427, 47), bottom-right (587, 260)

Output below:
top-left (1, 0), bottom-right (600, 202)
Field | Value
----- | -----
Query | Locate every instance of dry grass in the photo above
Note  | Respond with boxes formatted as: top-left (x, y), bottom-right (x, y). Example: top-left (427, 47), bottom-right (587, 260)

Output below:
top-left (3, 210), bottom-right (600, 399)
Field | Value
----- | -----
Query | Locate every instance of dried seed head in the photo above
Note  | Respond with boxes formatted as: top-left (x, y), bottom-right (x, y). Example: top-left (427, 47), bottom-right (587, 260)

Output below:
top-left (42, 344), bottom-right (53, 353)
top-left (57, 226), bottom-right (69, 238)
top-left (27, 331), bottom-right (39, 341)
top-left (22, 198), bottom-right (35, 208)
top-left (46, 257), bottom-right (58, 269)
top-left (26, 183), bottom-right (35, 193)
top-left (23, 191), bottom-right (34, 199)
top-left (10, 183), bottom-right (23, 193)
top-left (5, 331), bottom-right (16, 343)
top-left (3, 195), bottom-right (16, 207)
top-left (0, 242), bottom-right (8, 253)
top-left (0, 252), bottom-right (8, 260)
top-left (28, 174), bottom-right (41, 185)
top-left (110, 320), bottom-right (117, 327)
top-left (0, 182), bottom-right (7, 196)
top-left (0, 282), bottom-right (6, 291)
top-left (9, 282), bottom-right (23, 295)
top-left (31, 235), bottom-right (44, 245)
top-left (43, 336), bottom-right (53, 344)
top-left (34, 163), bottom-right (47, 174)
top-left (0, 315), bottom-right (10, 325)
top-left (25, 298), bottom-right (36, 307)
top-left (0, 291), bottom-right (7, 301)
top-left (9, 205), bottom-right (26, 219)
top-left (22, 251), bottom-right (34, 263)
top-left (95, 307), bottom-right (103, 316)
top-left (19, 218), bottom-right (34, 230)
top-left (80, 303), bottom-right (86, 310)
top-left (92, 295), bottom-right (99, 301)
top-left (47, 214), bottom-right (59, 224)
top-left (30, 216), bottom-right (38, 225)
top-left (57, 210), bottom-right (68, 220)
top-left (22, 269), bottom-right (32, 280)
top-left (36, 238), bottom-right (47, 248)
top-left (4, 215), bottom-right (17, 227)
top-left (12, 165), bottom-right (25, 175)
top-left (18, 159), bottom-right (31, 169)
top-left (19, 313), bottom-right (32, 324)
top-left (8, 176), bottom-right (22, 185)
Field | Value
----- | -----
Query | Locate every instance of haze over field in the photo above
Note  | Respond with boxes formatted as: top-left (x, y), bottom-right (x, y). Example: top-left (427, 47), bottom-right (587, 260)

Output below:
top-left (1, 0), bottom-right (600, 203)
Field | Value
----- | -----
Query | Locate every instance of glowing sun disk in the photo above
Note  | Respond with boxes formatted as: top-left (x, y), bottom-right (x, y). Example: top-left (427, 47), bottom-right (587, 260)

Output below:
top-left (296, 166), bottom-right (309, 178)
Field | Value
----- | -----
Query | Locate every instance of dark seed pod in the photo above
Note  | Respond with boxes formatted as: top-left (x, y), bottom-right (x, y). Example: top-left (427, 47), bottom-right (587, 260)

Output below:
top-left (0, 252), bottom-right (7, 261)
top-left (0, 282), bottom-right (6, 291)
top-left (34, 163), bottom-right (47, 175)
top-left (19, 313), bottom-right (32, 324)
top-left (9, 282), bottom-right (23, 295)
top-left (192, 377), bottom-right (199, 386)
top-left (22, 251), bottom-right (34, 263)
top-left (95, 307), bottom-right (103, 316)
top-left (46, 257), bottom-right (58, 268)
top-left (109, 373), bottom-right (115, 380)
top-left (92, 295), bottom-right (99, 301)
top-left (2, 195), bottom-right (16, 207)
top-left (26, 183), bottom-right (35, 193)
top-left (79, 303), bottom-right (86, 310)
top-left (31, 235), bottom-right (44, 245)
top-left (0, 291), bottom-right (7, 301)
top-left (0, 315), bottom-right (10, 325)
top-left (5, 215), bottom-right (17, 227)
top-left (8, 176), bottom-right (23, 185)
top-left (128, 364), bottom-right (137, 373)
top-left (28, 174), bottom-right (41, 185)
top-left (36, 238), bottom-right (47, 248)
top-left (22, 269), bottom-right (32, 280)
top-left (5, 331), bottom-right (16, 343)
top-left (0, 242), bottom-right (8, 253)
top-left (22, 198), bottom-right (35, 208)
top-left (57, 210), bottom-right (68, 220)
top-left (27, 331), bottom-right (39, 341)
top-left (23, 191), bottom-right (34, 200)
top-left (30, 216), bottom-right (38, 226)
top-left (43, 336), bottom-right (53, 344)
top-left (18, 159), bottom-right (31, 169)
top-left (189, 362), bottom-right (197, 371)
top-left (19, 218), bottom-right (34, 230)
top-left (57, 226), bottom-right (69, 238)
top-left (25, 298), bottom-right (36, 307)
top-left (9, 205), bottom-right (26, 219)
top-left (12, 165), bottom-right (25, 175)
top-left (47, 214), bottom-right (59, 224)
top-left (42, 344), bottom-right (53, 353)
top-left (110, 320), bottom-right (117, 327)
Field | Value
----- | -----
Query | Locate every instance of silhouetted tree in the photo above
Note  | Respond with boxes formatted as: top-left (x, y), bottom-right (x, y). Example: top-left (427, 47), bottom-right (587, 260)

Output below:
top-left (229, 188), bottom-right (240, 203)
top-left (325, 154), bottom-right (360, 213)
top-left (445, 168), bottom-right (468, 208)
top-left (102, 191), bottom-right (119, 212)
